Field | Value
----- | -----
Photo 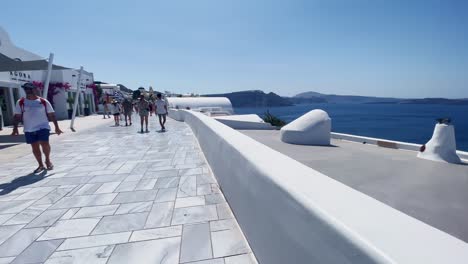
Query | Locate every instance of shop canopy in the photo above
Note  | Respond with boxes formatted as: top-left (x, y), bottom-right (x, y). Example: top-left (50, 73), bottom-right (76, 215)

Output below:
top-left (0, 53), bottom-right (69, 71)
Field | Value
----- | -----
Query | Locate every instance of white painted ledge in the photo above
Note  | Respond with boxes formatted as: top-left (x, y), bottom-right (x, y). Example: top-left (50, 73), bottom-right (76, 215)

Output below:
top-left (281, 109), bottom-right (331, 145)
top-left (169, 109), bottom-right (468, 264)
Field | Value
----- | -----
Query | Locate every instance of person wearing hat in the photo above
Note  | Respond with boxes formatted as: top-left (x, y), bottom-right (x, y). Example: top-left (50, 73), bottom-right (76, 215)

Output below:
top-left (11, 82), bottom-right (63, 173)
top-left (110, 100), bottom-right (121, 126)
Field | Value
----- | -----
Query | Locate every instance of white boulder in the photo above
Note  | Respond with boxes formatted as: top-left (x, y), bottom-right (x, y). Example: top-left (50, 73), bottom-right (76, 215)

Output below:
top-left (417, 123), bottom-right (462, 164)
top-left (280, 109), bottom-right (331, 145)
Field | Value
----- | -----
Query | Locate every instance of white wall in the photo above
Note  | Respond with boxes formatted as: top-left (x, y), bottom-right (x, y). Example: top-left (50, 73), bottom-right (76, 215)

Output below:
top-left (170, 109), bottom-right (468, 264)
top-left (167, 97), bottom-right (233, 114)
top-left (214, 114), bottom-right (274, 130)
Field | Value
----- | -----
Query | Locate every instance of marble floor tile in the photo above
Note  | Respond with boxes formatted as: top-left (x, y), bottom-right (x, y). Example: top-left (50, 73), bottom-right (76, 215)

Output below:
top-left (216, 203), bottom-right (234, 220)
top-left (49, 193), bottom-right (117, 209)
top-left (42, 176), bottom-right (93, 186)
top-left (122, 171), bottom-right (144, 181)
top-left (180, 223), bottom-right (212, 263)
top-left (175, 196), bottom-right (206, 208)
top-left (0, 200), bottom-right (36, 214)
top-left (179, 168), bottom-right (203, 177)
top-left (134, 179), bottom-right (157, 191)
top-left (0, 225), bottom-right (24, 245)
top-left (0, 227), bottom-right (47, 257)
top-left (172, 205), bottom-right (218, 225)
top-left (153, 169), bottom-right (179, 178)
top-left (210, 219), bottom-right (238, 232)
top-left (155, 177), bottom-right (180, 189)
top-left (88, 174), bottom-right (128, 183)
top-left (130, 225), bottom-right (182, 242)
top-left (205, 193), bottom-right (226, 205)
top-left (72, 204), bottom-right (119, 218)
top-left (155, 188), bottom-right (177, 202)
top-left (197, 174), bottom-right (217, 185)
top-left (57, 232), bottom-right (130, 251)
top-left (94, 182), bottom-right (121, 194)
top-left (111, 190), bottom-right (157, 204)
top-left (106, 237), bottom-right (180, 264)
top-left (211, 229), bottom-right (250, 258)
top-left (34, 187), bottom-right (75, 205)
top-left (92, 212), bottom-right (148, 235)
top-left (186, 259), bottom-right (224, 264)
top-left (178, 176), bottom-right (197, 198)
top-left (13, 186), bottom-right (56, 200)
top-left (114, 181), bottom-right (138, 192)
top-left (197, 184), bottom-right (214, 196)
top-left (4, 204), bottom-right (50, 225)
top-left (224, 253), bottom-right (258, 264)
top-left (11, 239), bottom-right (63, 264)
top-left (0, 257), bottom-right (15, 264)
top-left (114, 201), bottom-right (153, 215)
top-left (59, 208), bottom-right (80, 220)
top-left (71, 183), bottom-right (103, 196)
top-left (44, 245), bottom-right (114, 264)
top-left (25, 209), bottom-right (68, 228)
top-left (37, 218), bottom-right (101, 240)
top-left (145, 202), bottom-right (174, 229)
top-left (0, 214), bottom-right (15, 225)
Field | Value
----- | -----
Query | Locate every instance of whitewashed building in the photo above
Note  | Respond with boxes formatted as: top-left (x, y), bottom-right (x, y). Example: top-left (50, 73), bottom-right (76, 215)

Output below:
top-left (0, 27), bottom-right (96, 125)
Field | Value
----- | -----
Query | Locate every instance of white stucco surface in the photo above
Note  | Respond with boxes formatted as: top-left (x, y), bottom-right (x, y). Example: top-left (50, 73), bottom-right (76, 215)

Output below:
top-left (418, 123), bottom-right (462, 164)
top-left (214, 115), bottom-right (274, 130)
top-left (167, 97), bottom-right (233, 114)
top-left (281, 109), bottom-right (331, 145)
top-left (170, 109), bottom-right (468, 264)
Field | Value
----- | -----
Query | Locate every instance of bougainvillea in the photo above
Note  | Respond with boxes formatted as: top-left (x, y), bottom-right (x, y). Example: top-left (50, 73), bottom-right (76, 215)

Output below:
top-left (31, 82), bottom-right (71, 108)
top-left (86, 83), bottom-right (99, 111)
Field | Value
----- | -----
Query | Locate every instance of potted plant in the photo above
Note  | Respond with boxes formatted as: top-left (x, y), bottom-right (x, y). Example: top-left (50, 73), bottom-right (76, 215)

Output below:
top-left (67, 97), bottom-right (74, 119)
top-left (84, 99), bottom-right (91, 116)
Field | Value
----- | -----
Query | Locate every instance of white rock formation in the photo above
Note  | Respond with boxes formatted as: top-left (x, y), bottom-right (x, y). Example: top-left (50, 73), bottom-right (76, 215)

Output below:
top-left (417, 123), bottom-right (462, 164)
top-left (280, 109), bottom-right (331, 145)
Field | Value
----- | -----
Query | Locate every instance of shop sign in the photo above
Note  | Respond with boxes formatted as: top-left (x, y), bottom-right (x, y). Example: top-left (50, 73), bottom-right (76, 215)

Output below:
top-left (9, 71), bottom-right (32, 82)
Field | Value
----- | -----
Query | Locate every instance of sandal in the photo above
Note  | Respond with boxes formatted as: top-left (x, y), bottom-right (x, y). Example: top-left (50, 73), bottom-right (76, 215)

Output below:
top-left (46, 161), bottom-right (54, 170)
top-left (33, 166), bottom-right (45, 173)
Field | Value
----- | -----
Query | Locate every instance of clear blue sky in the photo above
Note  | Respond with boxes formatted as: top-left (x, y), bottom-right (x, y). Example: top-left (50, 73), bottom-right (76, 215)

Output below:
top-left (2, 0), bottom-right (467, 98)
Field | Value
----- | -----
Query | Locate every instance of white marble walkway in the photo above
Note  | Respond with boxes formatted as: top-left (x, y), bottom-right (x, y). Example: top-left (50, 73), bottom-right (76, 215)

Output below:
top-left (0, 117), bottom-right (257, 264)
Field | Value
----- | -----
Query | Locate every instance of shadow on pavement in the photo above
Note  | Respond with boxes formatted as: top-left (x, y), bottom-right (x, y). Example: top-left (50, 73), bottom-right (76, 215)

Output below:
top-left (0, 134), bottom-right (26, 143)
top-left (0, 170), bottom-right (50, 196)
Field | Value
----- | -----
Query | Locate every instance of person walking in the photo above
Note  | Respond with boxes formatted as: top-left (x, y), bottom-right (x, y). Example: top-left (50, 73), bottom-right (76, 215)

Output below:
top-left (110, 100), bottom-right (121, 126)
top-left (102, 99), bottom-right (111, 119)
top-left (11, 82), bottom-right (63, 173)
top-left (137, 95), bottom-right (149, 133)
top-left (122, 97), bottom-right (133, 126)
top-left (154, 93), bottom-right (168, 131)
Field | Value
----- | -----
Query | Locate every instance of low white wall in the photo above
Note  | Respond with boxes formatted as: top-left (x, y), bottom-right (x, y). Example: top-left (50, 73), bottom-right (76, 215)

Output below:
top-left (214, 115), bottom-right (274, 130)
top-left (170, 109), bottom-right (468, 264)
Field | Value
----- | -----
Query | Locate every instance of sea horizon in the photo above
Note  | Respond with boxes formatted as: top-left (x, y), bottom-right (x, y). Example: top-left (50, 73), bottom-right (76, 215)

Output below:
top-left (234, 103), bottom-right (468, 152)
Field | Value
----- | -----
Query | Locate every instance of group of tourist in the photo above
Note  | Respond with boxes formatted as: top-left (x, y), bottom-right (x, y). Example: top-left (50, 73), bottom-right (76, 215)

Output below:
top-left (10, 82), bottom-right (169, 174)
top-left (102, 93), bottom-right (168, 133)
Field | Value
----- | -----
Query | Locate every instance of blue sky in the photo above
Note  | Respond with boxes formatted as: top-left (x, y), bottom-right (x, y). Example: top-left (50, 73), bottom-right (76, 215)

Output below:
top-left (2, 0), bottom-right (467, 98)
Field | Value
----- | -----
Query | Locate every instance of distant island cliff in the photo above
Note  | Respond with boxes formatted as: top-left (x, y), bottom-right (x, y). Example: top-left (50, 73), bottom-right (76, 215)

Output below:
top-left (204, 90), bottom-right (293, 107)
top-left (203, 90), bottom-right (468, 107)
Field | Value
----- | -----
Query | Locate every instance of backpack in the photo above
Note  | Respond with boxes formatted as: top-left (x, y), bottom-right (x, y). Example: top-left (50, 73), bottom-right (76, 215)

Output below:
top-left (19, 97), bottom-right (48, 122)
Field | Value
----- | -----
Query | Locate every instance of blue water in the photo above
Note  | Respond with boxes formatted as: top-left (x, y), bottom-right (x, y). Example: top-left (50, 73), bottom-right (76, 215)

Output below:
top-left (234, 104), bottom-right (468, 151)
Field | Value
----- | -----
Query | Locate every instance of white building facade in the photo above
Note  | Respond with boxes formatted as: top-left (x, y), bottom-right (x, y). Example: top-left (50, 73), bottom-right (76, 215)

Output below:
top-left (0, 27), bottom-right (96, 125)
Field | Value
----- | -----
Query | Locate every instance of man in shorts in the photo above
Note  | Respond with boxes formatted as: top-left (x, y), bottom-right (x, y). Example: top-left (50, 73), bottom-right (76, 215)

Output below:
top-left (138, 95), bottom-right (150, 133)
top-left (11, 82), bottom-right (63, 173)
top-left (154, 93), bottom-right (168, 131)
top-left (122, 97), bottom-right (133, 126)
